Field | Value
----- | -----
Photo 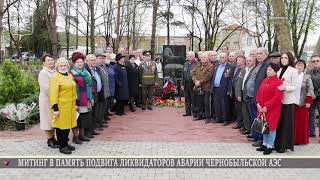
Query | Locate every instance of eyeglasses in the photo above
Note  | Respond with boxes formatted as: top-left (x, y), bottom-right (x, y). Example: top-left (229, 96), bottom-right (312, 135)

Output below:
top-left (312, 60), bottom-right (320, 63)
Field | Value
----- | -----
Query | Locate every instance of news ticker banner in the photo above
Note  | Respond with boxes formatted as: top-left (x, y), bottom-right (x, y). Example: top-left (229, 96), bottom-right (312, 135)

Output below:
top-left (1, 157), bottom-right (320, 168)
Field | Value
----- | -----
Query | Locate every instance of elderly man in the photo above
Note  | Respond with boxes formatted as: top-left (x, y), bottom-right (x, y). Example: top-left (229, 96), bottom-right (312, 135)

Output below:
top-left (228, 52), bottom-right (237, 66)
top-left (95, 53), bottom-right (110, 128)
top-left (182, 51), bottom-right (200, 117)
top-left (84, 54), bottom-right (105, 136)
top-left (139, 50), bottom-right (158, 110)
top-left (208, 50), bottom-right (219, 65)
top-left (212, 52), bottom-right (234, 125)
top-left (246, 47), bottom-right (271, 147)
top-left (192, 52), bottom-right (213, 121)
top-left (241, 55), bottom-right (256, 135)
top-left (269, 52), bottom-right (281, 67)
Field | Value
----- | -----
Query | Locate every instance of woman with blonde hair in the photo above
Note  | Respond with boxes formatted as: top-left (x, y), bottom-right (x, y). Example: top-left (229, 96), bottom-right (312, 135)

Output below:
top-left (49, 57), bottom-right (77, 154)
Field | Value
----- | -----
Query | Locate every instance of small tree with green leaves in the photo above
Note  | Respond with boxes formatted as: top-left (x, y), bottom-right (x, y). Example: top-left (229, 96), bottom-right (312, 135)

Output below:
top-left (0, 61), bottom-right (38, 105)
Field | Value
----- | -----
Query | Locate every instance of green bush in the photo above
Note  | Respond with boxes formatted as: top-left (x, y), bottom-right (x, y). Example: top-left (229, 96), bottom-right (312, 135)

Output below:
top-left (0, 61), bottom-right (39, 105)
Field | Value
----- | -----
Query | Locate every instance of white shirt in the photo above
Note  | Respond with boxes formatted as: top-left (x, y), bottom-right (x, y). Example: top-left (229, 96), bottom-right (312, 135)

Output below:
top-left (294, 72), bottom-right (304, 105)
top-left (134, 58), bottom-right (141, 66)
top-left (242, 66), bottom-right (254, 90)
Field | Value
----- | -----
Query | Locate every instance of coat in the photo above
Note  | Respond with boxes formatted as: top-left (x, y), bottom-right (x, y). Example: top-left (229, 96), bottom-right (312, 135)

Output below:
top-left (49, 72), bottom-right (77, 130)
top-left (308, 68), bottom-right (320, 96)
top-left (256, 75), bottom-right (284, 130)
top-left (277, 66), bottom-right (299, 104)
top-left (106, 63), bottom-right (115, 97)
top-left (70, 68), bottom-right (94, 113)
top-left (97, 65), bottom-right (110, 98)
top-left (139, 61), bottom-right (158, 86)
top-left (234, 67), bottom-right (246, 100)
top-left (192, 62), bottom-right (213, 91)
top-left (211, 63), bottom-right (234, 95)
top-left (297, 73), bottom-right (314, 106)
top-left (114, 63), bottom-right (129, 101)
top-left (38, 67), bottom-right (56, 130)
top-left (125, 61), bottom-right (140, 97)
top-left (182, 60), bottom-right (200, 86)
top-left (253, 58), bottom-right (271, 100)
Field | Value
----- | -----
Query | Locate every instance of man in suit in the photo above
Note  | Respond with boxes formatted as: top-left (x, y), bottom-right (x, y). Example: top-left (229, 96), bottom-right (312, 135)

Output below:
top-left (84, 54), bottom-right (104, 135)
top-left (181, 51), bottom-right (200, 117)
top-left (191, 52), bottom-right (213, 121)
top-left (212, 52), bottom-right (234, 126)
top-left (139, 50), bottom-right (158, 110)
top-left (232, 55), bottom-right (246, 129)
top-left (96, 53), bottom-right (110, 125)
top-left (241, 55), bottom-right (256, 135)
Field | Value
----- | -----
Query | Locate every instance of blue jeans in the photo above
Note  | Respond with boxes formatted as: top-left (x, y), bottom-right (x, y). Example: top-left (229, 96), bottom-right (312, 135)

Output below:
top-left (247, 97), bottom-right (263, 142)
top-left (263, 130), bottom-right (277, 149)
top-left (309, 97), bottom-right (320, 135)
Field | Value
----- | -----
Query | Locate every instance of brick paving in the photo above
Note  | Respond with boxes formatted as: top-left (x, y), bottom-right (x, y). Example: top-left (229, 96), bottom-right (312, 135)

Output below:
top-left (1, 107), bottom-right (320, 179)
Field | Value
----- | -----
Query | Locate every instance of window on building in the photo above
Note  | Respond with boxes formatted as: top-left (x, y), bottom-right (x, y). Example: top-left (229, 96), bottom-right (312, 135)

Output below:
top-left (247, 37), bottom-right (253, 46)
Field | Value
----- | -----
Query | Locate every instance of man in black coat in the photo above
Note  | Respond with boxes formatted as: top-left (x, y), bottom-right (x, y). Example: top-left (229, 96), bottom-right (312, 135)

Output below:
top-left (181, 51), bottom-right (200, 117)
top-left (212, 52), bottom-right (234, 126)
top-left (125, 54), bottom-right (140, 112)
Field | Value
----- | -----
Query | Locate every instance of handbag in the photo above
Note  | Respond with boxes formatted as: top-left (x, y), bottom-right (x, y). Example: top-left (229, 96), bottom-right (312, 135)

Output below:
top-left (251, 113), bottom-right (269, 134)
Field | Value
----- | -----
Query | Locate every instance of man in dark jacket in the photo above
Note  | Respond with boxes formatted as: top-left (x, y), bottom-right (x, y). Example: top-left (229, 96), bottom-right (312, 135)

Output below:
top-left (125, 54), bottom-right (140, 112)
top-left (212, 52), bottom-right (234, 126)
top-left (308, 55), bottom-right (320, 137)
top-left (181, 51), bottom-right (200, 117)
top-left (84, 54), bottom-right (104, 136)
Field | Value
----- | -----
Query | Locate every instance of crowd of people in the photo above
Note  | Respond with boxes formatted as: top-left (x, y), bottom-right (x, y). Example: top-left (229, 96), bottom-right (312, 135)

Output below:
top-left (38, 44), bottom-right (320, 155)
top-left (182, 45), bottom-right (320, 155)
top-left (38, 47), bottom-right (160, 154)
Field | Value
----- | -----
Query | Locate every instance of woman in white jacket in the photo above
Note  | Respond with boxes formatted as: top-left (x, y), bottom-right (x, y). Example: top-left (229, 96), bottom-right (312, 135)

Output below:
top-left (38, 54), bottom-right (58, 148)
top-left (275, 51), bottom-right (299, 153)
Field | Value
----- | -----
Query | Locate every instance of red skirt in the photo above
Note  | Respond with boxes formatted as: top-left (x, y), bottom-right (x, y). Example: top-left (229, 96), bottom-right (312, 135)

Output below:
top-left (294, 105), bottom-right (309, 145)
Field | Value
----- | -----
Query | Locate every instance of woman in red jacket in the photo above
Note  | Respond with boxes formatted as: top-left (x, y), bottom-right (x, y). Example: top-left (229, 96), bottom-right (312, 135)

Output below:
top-left (256, 63), bottom-right (284, 155)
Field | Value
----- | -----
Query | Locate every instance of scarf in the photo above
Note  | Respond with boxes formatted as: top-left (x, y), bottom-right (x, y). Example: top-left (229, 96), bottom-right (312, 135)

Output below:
top-left (72, 67), bottom-right (93, 101)
top-left (279, 65), bottom-right (288, 79)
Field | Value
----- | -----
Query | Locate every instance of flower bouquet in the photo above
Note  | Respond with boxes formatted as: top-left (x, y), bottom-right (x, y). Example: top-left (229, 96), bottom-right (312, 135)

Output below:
top-left (153, 96), bottom-right (185, 108)
top-left (0, 102), bottom-right (37, 130)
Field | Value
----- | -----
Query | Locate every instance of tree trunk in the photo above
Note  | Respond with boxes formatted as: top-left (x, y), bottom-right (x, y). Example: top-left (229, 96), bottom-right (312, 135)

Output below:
top-left (86, 5), bottom-right (89, 54)
top-left (271, 0), bottom-right (293, 52)
top-left (0, 0), bottom-right (4, 62)
top-left (151, 0), bottom-right (159, 60)
top-left (76, 0), bottom-right (79, 49)
top-left (44, 0), bottom-right (58, 58)
top-left (126, 0), bottom-right (131, 50)
top-left (314, 35), bottom-right (320, 56)
top-left (90, 0), bottom-right (95, 53)
top-left (65, 0), bottom-right (70, 58)
top-left (115, 0), bottom-right (122, 54)
top-left (132, 0), bottom-right (137, 50)
top-left (166, 0), bottom-right (171, 45)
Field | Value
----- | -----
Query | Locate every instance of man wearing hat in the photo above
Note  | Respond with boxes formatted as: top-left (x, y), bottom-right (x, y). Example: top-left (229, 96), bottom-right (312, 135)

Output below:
top-left (139, 50), bottom-right (158, 110)
top-left (96, 53), bottom-right (110, 126)
top-left (269, 52), bottom-right (281, 67)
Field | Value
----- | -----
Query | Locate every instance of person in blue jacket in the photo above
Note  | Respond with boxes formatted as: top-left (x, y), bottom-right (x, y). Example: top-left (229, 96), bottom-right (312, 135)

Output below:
top-left (113, 53), bottom-right (129, 116)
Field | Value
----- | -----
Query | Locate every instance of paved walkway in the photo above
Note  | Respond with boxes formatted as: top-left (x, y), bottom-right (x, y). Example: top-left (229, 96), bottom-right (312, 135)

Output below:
top-left (1, 107), bottom-right (320, 179)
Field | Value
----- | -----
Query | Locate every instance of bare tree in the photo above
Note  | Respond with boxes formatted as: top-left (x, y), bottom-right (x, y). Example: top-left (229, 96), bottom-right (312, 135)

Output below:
top-left (151, 0), bottom-right (159, 59)
top-left (0, 0), bottom-right (19, 61)
top-left (44, 0), bottom-right (59, 58)
top-left (285, 0), bottom-right (317, 58)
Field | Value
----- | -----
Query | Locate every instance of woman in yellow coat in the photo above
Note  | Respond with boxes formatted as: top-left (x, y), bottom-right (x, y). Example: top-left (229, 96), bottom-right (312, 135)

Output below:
top-left (49, 57), bottom-right (77, 154)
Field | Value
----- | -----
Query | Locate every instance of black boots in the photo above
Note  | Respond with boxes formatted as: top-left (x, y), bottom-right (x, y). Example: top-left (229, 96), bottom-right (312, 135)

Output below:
top-left (72, 137), bottom-right (83, 144)
top-left (47, 137), bottom-right (59, 148)
top-left (59, 144), bottom-right (75, 154)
